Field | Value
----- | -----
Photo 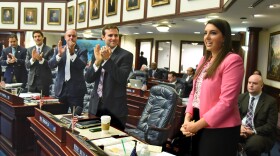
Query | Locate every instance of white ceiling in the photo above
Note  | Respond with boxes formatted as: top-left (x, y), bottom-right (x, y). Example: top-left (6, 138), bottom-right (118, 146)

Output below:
top-left (81, 0), bottom-right (280, 37)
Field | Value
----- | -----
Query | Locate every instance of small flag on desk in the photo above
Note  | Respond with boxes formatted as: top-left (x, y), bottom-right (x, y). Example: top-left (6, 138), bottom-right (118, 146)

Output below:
top-left (130, 140), bottom-right (138, 156)
top-left (71, 116), bottom-right (78, 130)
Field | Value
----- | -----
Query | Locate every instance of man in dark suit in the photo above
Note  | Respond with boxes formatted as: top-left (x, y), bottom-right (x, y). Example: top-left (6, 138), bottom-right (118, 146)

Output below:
top-left (26, 31), bottom-right (53, 96)
top-left (50, 11), bottom-right (59, 22)
top-left (0, 34), bottom-right (27, 86)
top-left (238, 74), bottom-right (278, 156)
top-left (181, 67), bottom-right (194, 97)
top-left (108, 0), bottom-right (116, 13)
top-left (138, 51), bottom-right (147, 70)
top-left (85, 25), bottom-right (133, 130)
top-left (91, 1), bottom-right (99, 17)
top-left (3, 10), bottom-right (12, 21)
top-left (168, 71), bottom-right (185, 97)
top-left (25, 10), bottom-right (34, 22)
top-left (49, 29), bottom-right (88, 113)
top-left (148, 62), bottom-right (164, 79)
top-left (128, 0), bottom-right (138, 8)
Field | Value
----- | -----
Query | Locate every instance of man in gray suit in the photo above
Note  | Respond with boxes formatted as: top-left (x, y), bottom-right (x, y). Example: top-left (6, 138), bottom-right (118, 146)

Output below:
top-left (85, 25), bottom-right (133, 130)
top-left (49, 29), bottom-right (87, 113)
top-left (238, 74), bottom-right (278, 156)
top-left (26, 31), bottom-right (53, 96)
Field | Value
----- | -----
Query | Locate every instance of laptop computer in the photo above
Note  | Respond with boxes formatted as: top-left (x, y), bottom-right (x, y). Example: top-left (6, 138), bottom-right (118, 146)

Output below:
top-left (129, 79), bottom-right (143, 89)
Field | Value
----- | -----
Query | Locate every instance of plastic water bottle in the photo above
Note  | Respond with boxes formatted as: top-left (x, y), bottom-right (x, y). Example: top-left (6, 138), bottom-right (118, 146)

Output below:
top-left (139, 144), bottom-right (150, 156)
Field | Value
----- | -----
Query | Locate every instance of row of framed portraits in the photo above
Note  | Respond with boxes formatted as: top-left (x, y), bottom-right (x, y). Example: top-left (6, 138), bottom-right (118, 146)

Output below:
top-left (0, 0), bottom-right (222, 31)
top-left (1, 0), bottom-right (170, 25)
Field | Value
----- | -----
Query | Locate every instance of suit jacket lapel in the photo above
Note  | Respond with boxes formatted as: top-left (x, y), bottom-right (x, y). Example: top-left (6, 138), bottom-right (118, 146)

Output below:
top-left (254, 93), bottom-right (265, 115)
top-left (243, 94), bottom-right (250, 115)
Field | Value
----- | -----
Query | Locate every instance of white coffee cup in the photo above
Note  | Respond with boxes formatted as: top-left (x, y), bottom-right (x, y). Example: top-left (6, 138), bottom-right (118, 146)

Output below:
top-left (11, 88), bottom-right (18, 95)
top-left (101, 115), bottom-right (111, 134)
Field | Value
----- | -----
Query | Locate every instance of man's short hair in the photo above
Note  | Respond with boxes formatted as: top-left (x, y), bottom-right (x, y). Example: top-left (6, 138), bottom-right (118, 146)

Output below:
top-left (168, 71), bottom-right (177, 77)
top-left (9, 33), bottom-right (18, 40)
top-left (102, 24), bottom-right (119, 36)
top-left (32, 30), bottom-right (44, 38)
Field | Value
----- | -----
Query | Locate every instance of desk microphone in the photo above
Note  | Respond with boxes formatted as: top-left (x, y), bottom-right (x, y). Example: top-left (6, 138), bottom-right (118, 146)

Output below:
top-left (75, 106), bottom-right (83, 116)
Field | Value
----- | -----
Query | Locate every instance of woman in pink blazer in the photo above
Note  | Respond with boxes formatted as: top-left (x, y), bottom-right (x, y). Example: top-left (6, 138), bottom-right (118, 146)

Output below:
top-left (180, 19), bottom-right (244, 156)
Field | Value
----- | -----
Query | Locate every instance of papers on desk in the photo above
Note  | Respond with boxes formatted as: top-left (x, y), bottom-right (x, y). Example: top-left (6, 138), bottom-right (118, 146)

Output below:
top-left (4, 83), bottom-right (22, 89)
top-left (19, 93), bottom-right (41, 98)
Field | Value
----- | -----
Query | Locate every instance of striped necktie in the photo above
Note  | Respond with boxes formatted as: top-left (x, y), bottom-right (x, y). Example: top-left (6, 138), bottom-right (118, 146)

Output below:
top-left (245, 97), bottom-right (255, 128)
top-left (97, 69), bottom-right (105, 97)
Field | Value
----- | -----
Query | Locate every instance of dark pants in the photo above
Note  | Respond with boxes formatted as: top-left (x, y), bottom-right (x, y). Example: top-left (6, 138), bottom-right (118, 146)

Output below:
top-left (59, 82), bottom-right (84, 114)
top-left (191, 108), bottom-right (240, 156)
top-left (239, 134), bottom-right (274, 156)
top-left (96, 97), bottom-right (127, 131)
top-left (28, 76), bottom-right (50, 96)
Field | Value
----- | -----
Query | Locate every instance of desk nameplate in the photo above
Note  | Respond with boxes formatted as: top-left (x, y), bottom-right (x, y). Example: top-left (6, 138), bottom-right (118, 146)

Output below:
top-left (0, 89), bottom-right (24, 105)
top-left (34, 108), bottom-right (67, 143)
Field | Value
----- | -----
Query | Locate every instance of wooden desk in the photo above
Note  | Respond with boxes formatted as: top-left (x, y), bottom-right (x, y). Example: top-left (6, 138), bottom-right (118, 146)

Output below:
top-left (126, 87), bottom-right (186, 139)
top-left (0, 89), bottom-right (65, 156)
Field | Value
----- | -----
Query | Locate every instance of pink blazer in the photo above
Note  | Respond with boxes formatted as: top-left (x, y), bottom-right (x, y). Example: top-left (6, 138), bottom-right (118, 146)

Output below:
top-left (186, 53), bottom-right (244, 128)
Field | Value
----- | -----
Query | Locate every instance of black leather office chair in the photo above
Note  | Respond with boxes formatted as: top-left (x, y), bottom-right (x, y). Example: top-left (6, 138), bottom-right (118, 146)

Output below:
top-left (125, 84), bottom-right (178, 146)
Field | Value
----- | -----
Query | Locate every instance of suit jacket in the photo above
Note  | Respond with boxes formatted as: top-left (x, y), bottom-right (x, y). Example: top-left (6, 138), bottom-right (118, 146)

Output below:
top-left (181, 74), bottom-right (193, 97)
top-left (108, 0), bottom-right (116, 13)
top-left (0, 46), bottom-right (27, 84)
top-left (48, 45), bottom-right (87, 98)
top-left (186, 53), bottom-right (244, 128)
top-left (85, 46), bottom-right (133, 118)
top-left (25, 45), bottom-right (53, 88)
top-left (138, 56), bottom-right (147, 69)
top-left (148, 68), bottom-right (164, 79)
top-left (238, 92), bottom-right (278, 141)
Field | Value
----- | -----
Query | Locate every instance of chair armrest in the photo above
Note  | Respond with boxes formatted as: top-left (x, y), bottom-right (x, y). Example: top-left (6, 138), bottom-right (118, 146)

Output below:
top-left (144, 124), bottom-right (171, 143)
top-left (127, 114), bottom-right (141, 120)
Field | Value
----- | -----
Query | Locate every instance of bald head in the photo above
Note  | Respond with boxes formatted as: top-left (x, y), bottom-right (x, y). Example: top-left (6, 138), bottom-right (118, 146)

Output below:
top-left (247, 74), bottom-right (263, 96)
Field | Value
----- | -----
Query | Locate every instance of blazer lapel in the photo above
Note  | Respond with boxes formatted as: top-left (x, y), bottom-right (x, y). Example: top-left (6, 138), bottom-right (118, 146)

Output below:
top-left (254, 93), bottom-right (265, 115)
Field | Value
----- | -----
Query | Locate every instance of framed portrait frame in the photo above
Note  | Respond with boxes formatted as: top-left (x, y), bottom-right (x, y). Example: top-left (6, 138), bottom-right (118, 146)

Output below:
top-left (1, 7), bottom-right (14, 24)
top-left (67, 6), bottom-right (74, 25)
top-left (90, 0), bottom-right (100, 19)
top-left (267, 31), bottom-right (280, 81)
top-left (78, 2), bottom-right (86, 23)
top-left (126, 0), bottom-right (140, 11)
top-left (47, 8), bottom-right (61, 25)
top-left (24, 8), bottom-right (37, 25)
top-left (152, 0), bottom-right (170, 7)
top-left (106, 0), bottom-right (118, 16)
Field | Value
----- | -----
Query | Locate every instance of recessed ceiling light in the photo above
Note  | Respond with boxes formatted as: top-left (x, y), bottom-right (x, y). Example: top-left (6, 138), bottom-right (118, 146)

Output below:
top-left (242, 21), bottom-right (248, 24)
top-left (194, 32), bottom-right (200, 34)
top-left (253, 14), bottom-right (264, 18)
top-left (195, 18), bottom-right (208, 23)
top-left (268, 4), bottom-right (280, 8)
top-left (133, 33), bottom-right (139, 34)
top-left (231, 34), bottom-right (235, 36)
top-left (146, 32), bottom-right (153, 34)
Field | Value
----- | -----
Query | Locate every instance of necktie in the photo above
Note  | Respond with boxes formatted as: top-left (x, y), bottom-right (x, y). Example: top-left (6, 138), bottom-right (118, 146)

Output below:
top-left (65, 51), bottom-right (71, 81)
top-left (97, 69), bottom-right (105, 97)
top-left (37, 47), bottom-right (41, 54)
top-left (245, 97), bottom-right (255, 128)
top-left (12, 47), bottom-right (16, 56)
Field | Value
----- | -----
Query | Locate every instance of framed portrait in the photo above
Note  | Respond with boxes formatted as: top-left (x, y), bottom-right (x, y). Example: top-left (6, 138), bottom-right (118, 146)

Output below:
top-left (67, 6), bottom-right (74, 25)
top-left (106, 0), bottom-right (118, 16)
top-left (90, 0), bottom-right (100, 19)
top-left (126, 0), bottom-right (140, 11)
top-left (1, 7), bottom-right (14, 24)
top-left (47, 8), bottom-right (61, 25)
top-left (24, 8), bottom-right (37, 25)
top-left (267, 31), bottom-right (280, 81)
top-left (152, 0), bottom-right (170, 7)
top-left (78, 2), bottom-right (86, 23)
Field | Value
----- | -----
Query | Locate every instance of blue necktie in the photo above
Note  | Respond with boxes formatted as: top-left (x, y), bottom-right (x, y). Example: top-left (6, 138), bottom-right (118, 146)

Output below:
top-left (245, 97), bottom-right (255, 128)
top-left (37, 47), bottom-right (41, 54)
top-left (12, 47), bottom-right (16, 56)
